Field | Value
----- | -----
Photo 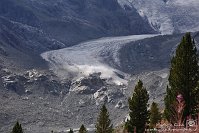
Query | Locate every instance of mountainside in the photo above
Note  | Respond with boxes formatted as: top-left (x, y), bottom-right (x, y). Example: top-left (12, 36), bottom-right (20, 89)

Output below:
top-left (0, 0), bottom-right (157, 71)
top-left (1, 0), bottom-right (199, 133)
top-left (2, 33), bottom-right (199, 133)
top-left (118, 0), bottom-right (199, 34)
top-left (0, 0), bottom-right (155, 47)
top-left (0, 16), bottom-right (66, 71)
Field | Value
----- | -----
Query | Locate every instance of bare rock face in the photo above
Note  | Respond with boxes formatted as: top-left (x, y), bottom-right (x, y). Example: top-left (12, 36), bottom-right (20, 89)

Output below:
top-left (70, 73), bottom-right (105, 94)
top-left (1, 69), bottom-right (71, 96)
top-left (69, 72), bottom-right (126, 106)
top-left (115, 100), bottom-right (126, 109)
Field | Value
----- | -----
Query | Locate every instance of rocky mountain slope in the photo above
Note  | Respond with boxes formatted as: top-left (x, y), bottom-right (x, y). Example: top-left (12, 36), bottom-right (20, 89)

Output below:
top-left (0, 0), bottom-right (156, 72)
top-left (2, 33), bottom-right (199, 133)
top-left (0, 0), bottom-right (155, 47)
top-left (118, 0), bottom-right (199, 34)
top-left (1, 0), bottom-right (199, 133)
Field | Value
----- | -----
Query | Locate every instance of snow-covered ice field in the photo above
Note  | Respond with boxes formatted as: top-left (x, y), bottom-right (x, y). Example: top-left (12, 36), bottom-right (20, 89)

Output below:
top-left (41, 34), bottom-right (158, 85)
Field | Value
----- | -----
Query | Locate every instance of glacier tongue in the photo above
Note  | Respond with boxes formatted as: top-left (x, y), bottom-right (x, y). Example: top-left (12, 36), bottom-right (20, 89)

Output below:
top-left (41, 34), bottom-right (158, 85)
top-left (118, 0), bottom-right (199, 34)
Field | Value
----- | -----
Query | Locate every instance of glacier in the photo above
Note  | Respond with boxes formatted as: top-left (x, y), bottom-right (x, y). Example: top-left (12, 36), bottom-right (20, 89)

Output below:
top-left (41, 34), bottom-right (158, 85)
top-left (118, 0), bottom-right (199, 34)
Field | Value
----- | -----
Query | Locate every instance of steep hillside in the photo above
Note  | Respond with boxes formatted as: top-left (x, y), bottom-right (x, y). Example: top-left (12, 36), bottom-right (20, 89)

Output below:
top-left (0, 0), bottom-right (155, 46)
top-left (2, 33), bottom-right (199, 132)
top-left (1, 0), bottom-right (199, 133)
top-left (118, 0), bottom-right (199, 34)
top-left (0, 0), bottom-right (156, 71)
top-left (0, 17), bottom-right (65, 71)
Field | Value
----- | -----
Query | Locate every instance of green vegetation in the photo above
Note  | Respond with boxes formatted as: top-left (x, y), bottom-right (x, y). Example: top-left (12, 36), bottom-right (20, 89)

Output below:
top-left (126, 80), bottom-right (149, 133)
top-left (11, 121), bottom-right (23, 133)
top-left (164, 33), bottom-right (199, 123)
top-left (95, 104), bottom-right (113, 133)
top-left (79, 124), bottom-right (87, 133)
top-left (149, 102), bottom-right (161, 128)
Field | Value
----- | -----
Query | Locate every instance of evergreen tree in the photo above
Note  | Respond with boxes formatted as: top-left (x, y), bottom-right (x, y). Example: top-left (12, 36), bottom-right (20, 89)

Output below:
top-left (164, 33), bottom-right (199, 123)
top-left (68, 128), bottom-right (74, 133)
top-left (149, 102), bottom-right (161, 128)
top-left (11, 121), bottom-right (23, 133)
top-left (126, 80), bottom-right (149, 133)
top-left (95, 104), bottom-right (113, 133)
top-left (79, 124), bottom-right (87, 133)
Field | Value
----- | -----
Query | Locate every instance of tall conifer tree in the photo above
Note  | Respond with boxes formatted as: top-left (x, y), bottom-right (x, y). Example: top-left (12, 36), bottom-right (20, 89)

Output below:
top-left (126, 80), bottom-right (149, 133)
top-left (95, 104), bottom-right (113, 133)
top-left (11, 121), bottom-right (23, 133)
top-left (79, 124), bottom-right (87, 133)
top-left (164, 33), bottom-right (199, 123)
top-left (149, 102), bottom-right (161, 128)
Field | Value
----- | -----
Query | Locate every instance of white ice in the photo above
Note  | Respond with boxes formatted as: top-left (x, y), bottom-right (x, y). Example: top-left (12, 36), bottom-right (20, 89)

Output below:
top-left (41, 34), bottom-right (158, 85)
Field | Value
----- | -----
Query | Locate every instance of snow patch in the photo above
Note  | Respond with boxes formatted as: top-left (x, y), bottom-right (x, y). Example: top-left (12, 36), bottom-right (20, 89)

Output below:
top-left (159, 73), bottom-right (168, 79)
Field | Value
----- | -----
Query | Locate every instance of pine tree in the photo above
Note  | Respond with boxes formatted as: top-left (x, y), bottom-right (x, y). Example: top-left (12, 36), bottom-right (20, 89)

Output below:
top-left (11, 121), bottom-right (23, 133)
top-left (79, 124), bottom-right (87, 133)
top-left (95, 104), bottom-right (113, 133)
top-left (126, 80), bottom-right (149, 133)
top-left (164, 33), bottom-right (199, 123)
top-left (149, 102), bottom-right (161, 128)
top-left (68, 128), bottom-right (74, 133)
